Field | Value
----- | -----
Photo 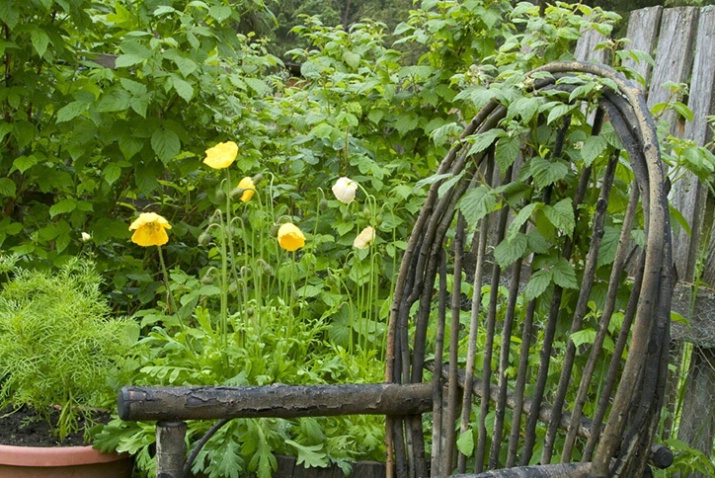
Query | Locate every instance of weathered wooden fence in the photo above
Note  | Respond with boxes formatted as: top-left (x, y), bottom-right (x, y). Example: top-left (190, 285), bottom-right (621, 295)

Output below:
top-left (577, 6), bottom-right (715, 475)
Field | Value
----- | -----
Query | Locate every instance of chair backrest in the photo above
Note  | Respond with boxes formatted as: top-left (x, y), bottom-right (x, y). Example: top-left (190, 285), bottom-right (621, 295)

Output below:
top-left (386, 61), bottom-right (673, 477)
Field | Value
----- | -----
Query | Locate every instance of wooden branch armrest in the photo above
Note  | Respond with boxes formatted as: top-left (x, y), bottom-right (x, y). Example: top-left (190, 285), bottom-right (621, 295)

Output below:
top-left (118, 382), bottom-right (433, 421)
top-left (443, 463), bottom-right (593, 478)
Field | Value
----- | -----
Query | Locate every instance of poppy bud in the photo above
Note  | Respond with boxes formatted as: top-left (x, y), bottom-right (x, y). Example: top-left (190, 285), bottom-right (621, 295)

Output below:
top-left (198, 232), bottom-right (212, 246)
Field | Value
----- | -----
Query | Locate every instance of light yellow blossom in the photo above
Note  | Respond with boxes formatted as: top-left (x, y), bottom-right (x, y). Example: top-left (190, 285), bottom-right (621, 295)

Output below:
top-left (129, 212), bottom-right (172, 247)
top-left (353, 226), bottom-right (376, 249)
top-left (278, 223), bottom-right (305, 252)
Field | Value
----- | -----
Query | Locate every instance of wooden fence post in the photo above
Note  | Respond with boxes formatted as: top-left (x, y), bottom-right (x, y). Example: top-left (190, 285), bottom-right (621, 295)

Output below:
top-left (156, 421), bottom-right (187, 478)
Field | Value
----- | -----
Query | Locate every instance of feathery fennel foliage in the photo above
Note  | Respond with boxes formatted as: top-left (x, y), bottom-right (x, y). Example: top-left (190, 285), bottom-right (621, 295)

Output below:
top-left (0, 257), bottom-right (136, 441)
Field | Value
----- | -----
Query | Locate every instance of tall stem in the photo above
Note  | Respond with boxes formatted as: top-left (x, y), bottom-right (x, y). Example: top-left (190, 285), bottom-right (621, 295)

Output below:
top-left (157, 245), bottom-right (182, 328)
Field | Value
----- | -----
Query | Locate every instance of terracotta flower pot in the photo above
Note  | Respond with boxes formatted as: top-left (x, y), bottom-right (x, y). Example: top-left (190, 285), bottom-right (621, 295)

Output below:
top-left (0, 443), bottom-right (132, 478)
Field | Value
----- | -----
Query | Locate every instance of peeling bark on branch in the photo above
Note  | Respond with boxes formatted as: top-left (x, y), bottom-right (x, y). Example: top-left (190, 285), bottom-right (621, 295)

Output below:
top-left (119, 383), bottom-right (432, 421)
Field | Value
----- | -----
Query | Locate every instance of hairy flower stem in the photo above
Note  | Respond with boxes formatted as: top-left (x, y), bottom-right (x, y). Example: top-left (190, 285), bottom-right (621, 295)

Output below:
top-left (157, 245), bottom-right (182, 328)
top-left (220, 169), bottom-right (232, 360)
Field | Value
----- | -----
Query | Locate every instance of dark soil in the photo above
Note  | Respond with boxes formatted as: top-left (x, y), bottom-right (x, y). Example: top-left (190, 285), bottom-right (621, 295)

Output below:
top-left (0, 406), bottom-right (108, 447)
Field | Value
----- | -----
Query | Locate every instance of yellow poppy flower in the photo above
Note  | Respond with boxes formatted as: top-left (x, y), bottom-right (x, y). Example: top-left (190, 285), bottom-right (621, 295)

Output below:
top-left (203, 141), bottom-right (238, 169)
top-left (277, 223), bottom-right (305, 252)
top-left (237, 176), bottom-right (255, 203)
top-left (129, 212), bottom-right (172, 247)
top-left (353, 226), bottom-right (376, 249)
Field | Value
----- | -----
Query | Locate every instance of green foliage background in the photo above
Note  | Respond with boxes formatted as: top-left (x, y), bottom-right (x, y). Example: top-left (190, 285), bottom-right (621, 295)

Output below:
top-left (2, 0), bottom-right (715, 477)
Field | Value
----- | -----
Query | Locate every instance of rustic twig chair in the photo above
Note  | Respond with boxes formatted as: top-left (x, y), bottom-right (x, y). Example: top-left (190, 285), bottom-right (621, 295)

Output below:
top-left (119, 61), bottom-right (674, 478)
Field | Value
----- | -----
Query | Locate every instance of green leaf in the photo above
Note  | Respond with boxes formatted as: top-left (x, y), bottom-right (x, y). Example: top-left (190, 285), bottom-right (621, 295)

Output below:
top-left (12, 155), bottom-right (38, 173)
top-left (0, 2), bottom-right (20, 29)
top-left (30, 28), bottom-right (50, 57)
top-left (495, 135), bottom-right (520, 170)
top-left (415, 173), bottom-right (454, 189)
top-left (301, 60), bottom-right (325, 79)
top-left (153, 5), bottom-right (176, 16)
top-left (459, 185), bottom-right (497, 229)
top-left (151, 128), bottom-right (181, 164)
top-left (551, 258), bottom-right (578, 289)
top-left (164, 50), bottom-right (198, 77)
top-left (104, 164), bottom-right (122, 185)
top-left (570, 328), bottom-right (597, 348)
top-left (597, 225), bottom-right (620, 267)
top-left (430, 122), bottom-right (461, 146)
top-left (546, 103), bottom-right (573, 125)
top-left (568, 82), bottom-right (596, 102)
top-left (171, 76), bottom-right (194, 102)
top-left (244, 78), bottom-right (271, 96)
top-left (508, 96), bottom-right (540, 123)
top-left (342, 51), bottom-right (361, 69)
top-left (119, 136), bottom-right (144, 160)
top-left (394, 113), bottom-right (419, 135)
top-left (49, 199), bottom-right (77, 218)
top-left (115, 41), bottom-right (151, 68)
top-left (437, 170), bottom-right (464, 198)
top-left (507, 203), bottom-right (540, 241)
top-left (526, 230), bottom-right (549, 254)
top-left (56, 101), bottom-right (87, 123)
top-left (456, 429), bottom-right (475, 456)
top-left (467, 129), bottom-right (504, 156)
top-left (0, 178), bottom-right (16, 197)
top-left (543, 198), bottom-right (574, 236)
top-left (529, 157), bottom-right (569, 188)
top-left (96, 89), bottom-right (132, 113)
top-left (525, 269), bottom-right (552, 301)
top-left (120, 78), bottom-right (147, 96)
top-left (581, 135), bottom-right (608, 167)
top-left (285, 440), bottom-right (328, 468)
top-left (208, 5), bottom-right (232, 21)
top-left (494, 233), bottom-right (528, 268)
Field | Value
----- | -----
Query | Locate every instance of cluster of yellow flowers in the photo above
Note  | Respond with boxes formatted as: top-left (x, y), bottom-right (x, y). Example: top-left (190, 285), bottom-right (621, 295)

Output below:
top-left (128, 141), bottom-right (305, 252)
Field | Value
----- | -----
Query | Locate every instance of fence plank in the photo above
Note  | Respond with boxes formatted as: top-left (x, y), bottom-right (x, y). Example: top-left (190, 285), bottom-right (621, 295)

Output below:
top-left (573, 28), bottom-right (608, 64)
top-left (621, 6), bottom-right (663, 83)
top-left (644, 8), bottom-right (700, 282)
top-left (673, 6), bottom-right (715, 282)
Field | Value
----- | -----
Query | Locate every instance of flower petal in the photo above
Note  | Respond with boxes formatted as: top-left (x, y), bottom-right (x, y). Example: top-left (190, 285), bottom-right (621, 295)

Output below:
top-left (332, 177), bottom-right (358, 204)
top-left (353, 226), bottom-right (376, 249)
top-left (237, 176), bottom-right (255, 203)
top-left (129, 212), bottom-right (172, 247)
top-left (204, 141), bottom-right (239, 169)
top-left (278, 223), bottom-right (305, 252)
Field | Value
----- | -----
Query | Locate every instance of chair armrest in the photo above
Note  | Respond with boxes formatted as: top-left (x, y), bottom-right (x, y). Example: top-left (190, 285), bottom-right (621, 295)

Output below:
top-left (118, 382), bottom-right (432, 421)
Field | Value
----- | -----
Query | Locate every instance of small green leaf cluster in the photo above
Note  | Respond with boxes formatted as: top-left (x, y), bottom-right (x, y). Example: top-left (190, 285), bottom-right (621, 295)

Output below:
top-left (0, 257), bottom-right (136, 441)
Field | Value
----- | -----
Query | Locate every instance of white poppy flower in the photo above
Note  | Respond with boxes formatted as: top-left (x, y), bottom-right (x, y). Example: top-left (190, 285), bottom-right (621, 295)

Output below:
top-left (353, 226), bottom-right (376, 249)
top-left (332, 177), bottom-right (358, 204)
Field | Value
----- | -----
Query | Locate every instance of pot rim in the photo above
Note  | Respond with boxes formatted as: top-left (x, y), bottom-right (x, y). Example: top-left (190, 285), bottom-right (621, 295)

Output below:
top-left (0, 443), bottom-right (127, 467)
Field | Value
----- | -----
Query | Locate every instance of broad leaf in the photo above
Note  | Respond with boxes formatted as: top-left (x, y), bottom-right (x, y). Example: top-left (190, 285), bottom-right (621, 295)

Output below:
top-left (551, 258), bottom-right (578, 289)
top-left (581, 135), bottom-right (608, 167)
top-left (507, 203), bottom-right (540, 241)
top-left (543, 198), bottom-right (575, 236)
top-left (151, 127), bottom-right (181, 164)
top-left (495, 135), bottom-right (520, 170)
top-left (467, 128), bottom-right (504, 156)
top-left (525, 269), bottom-right (552, 301)
top-left (530, 156), bottom-right (569, 188)
top-left (597, 225), bottom-right (621, 267)
top-left (459, 185), bottom-right (497, 228)
top-left (494, 233), bottom-right (528, 268)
